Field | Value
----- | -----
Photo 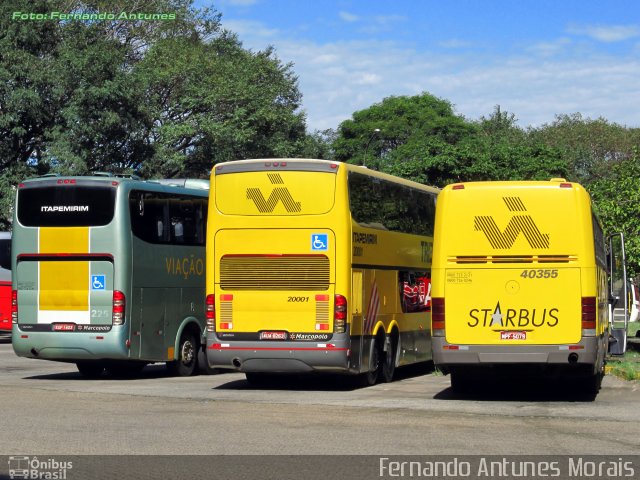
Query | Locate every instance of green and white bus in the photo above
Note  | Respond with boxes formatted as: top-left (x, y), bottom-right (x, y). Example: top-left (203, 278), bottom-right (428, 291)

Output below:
top-left (11, 174), bottom-right (210, 377)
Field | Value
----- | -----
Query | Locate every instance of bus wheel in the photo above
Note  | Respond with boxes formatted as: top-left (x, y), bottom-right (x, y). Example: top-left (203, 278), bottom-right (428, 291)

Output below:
top-left (582, 371), bottom-right (603, 394)
top-left (381, 335), bottom-right (397, 383)
top-left (105, 361), bottom-right (147, 378)
top-left (76, 362), bottom-right (104, 379)
top-left (245, 372), bottom-right (271, 386)
top-left (167, 331), bottom-right (198, 377)
top-left (364, 339), bottom-right (382, 386)
top-left (450, 371), bottom-right (474, 394)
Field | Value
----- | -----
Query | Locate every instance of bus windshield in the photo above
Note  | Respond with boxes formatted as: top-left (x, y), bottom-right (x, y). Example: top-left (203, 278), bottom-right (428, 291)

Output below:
top-left (17, 183), bottom-right (116, 227)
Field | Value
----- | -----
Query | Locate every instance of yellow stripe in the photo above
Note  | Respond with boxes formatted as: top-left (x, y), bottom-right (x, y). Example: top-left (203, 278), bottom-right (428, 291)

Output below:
top-left (39, 227), bottom-right (89, 312)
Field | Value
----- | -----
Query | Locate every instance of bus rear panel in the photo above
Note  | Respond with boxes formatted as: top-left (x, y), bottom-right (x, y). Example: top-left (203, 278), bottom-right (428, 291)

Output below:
top-left (12, 179), bottom-right (124, 360)
top-left (431, 180), bottom-right (609, 389)
top-left (207, 161), bottom-right (350, 373)
top-left (11, 176), bottom-right (209, 377)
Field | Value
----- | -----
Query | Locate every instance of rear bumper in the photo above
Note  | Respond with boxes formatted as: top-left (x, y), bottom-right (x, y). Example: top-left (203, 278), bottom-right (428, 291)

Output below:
top-left (12, 326), bottom-right (129, 361)
top-left (432, 335), bottom-right (604, 369)
top-left (206, 335), bottom-right (352, 373)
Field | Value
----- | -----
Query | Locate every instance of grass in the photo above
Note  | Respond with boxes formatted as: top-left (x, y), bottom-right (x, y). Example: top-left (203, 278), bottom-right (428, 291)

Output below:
top-left (606, 322), bottom-right (640, 382)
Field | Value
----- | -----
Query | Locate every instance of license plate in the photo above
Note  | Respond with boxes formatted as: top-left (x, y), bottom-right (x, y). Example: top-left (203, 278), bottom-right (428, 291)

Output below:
top-left (53, 324), bottom-right (76, 332)
top-left (259, 331), bottom-right (287, 340)
top-left (500, 331), bottom-right (526, 340)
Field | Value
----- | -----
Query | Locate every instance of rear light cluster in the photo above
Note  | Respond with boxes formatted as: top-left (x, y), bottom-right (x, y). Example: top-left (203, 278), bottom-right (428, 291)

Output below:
top-left (205, 294), bottom-right (215, 332)
top-left (334, 294), bottom-right (347, 333)
top-left (431, 297), bottom-right (445, 335)
top-left (581, 296), bottom-right (596, 333)
top-left (11, 290), bottom-right (17, 323)
top-left (112, 290), bottom-right (125, 325)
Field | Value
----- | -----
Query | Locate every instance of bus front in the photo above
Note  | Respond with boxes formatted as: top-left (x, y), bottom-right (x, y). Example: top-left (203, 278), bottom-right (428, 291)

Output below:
top-left (206, 160), bottom-right (352, 377)
top-left (11, 177), bottom-right (128, 365)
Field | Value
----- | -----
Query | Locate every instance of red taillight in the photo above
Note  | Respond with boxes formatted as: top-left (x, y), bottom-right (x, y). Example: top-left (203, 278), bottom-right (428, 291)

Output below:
top-left (206, 294), bottom-right (215, 332)
top-left (112, 290), bottom-right (125, 325)
top-left (581, 296), bottom-right (596, 330)
top-left (432, 297), bottom-right (445, 333)
top-left (11, 289), bottom-right (18, 323)
top-left (334, 294), bottom-right (347, 333)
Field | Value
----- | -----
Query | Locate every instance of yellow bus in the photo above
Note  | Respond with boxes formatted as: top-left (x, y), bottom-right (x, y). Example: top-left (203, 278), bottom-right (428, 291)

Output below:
top-left (205, 159), bottom-right (439, 385)
top-left (431, 179), bottom-right (628, 393)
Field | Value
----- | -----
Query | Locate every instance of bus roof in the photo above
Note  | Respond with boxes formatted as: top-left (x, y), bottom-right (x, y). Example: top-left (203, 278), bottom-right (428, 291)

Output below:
top-left (212, 158), bottom-right (440, 193)
top-left (19, 175), bottom-right (209, 195)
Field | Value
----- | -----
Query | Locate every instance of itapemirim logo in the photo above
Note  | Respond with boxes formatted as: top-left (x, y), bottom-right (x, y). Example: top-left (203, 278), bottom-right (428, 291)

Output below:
top-left (246, 173), bottom-right (302, 213)
top-left (474, 196), bottom-right (550, 249)
top-left (11, 11), bottom-right (176, 21)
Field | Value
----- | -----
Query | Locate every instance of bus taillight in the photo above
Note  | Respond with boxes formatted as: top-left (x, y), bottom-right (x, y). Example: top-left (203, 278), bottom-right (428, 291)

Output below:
top-left (206, 294), bottom-right (215, 332)
top-left (11, 289), bottom-right (17, 323)
top-left (334, 294), bottom-right (347, 333)
top-left (112, 290), bottom-right (125, 325)
top-left (432, 297), bottom-right (445, 335)
top-left (581, 296), bottom-right (596, 334)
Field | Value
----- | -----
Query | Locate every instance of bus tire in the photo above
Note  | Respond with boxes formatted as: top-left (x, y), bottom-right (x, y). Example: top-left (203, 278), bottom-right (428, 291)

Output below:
top-left (381, 334), bottom-right (397, 383)
top-left (245, 372), bottom-right (271, 386)
top-left (450, 371), bottom-right (474, 394)
top-left (364, 337), bottom-right (382, 386)
top-left (581, 371), bottom-right (603, 394)
top-left (167, 330), bottom-right (198, 377)
top-left (76, 361), bottom-right (105, 378)
top-left (105, 361), bottom-right (147, 378)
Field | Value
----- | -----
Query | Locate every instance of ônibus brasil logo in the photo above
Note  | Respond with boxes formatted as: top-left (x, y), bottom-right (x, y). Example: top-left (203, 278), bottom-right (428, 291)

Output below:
top-left (8, 456), bottom-right (73, 479)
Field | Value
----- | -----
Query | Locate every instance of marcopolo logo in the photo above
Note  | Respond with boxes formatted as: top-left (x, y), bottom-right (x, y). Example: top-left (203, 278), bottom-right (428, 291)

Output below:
top-left (246, 173), bottom-right (301, 213)
top-left (474, 196), bottom-right (549, 249)
top-left (8, 456), bottom-right (72, 479)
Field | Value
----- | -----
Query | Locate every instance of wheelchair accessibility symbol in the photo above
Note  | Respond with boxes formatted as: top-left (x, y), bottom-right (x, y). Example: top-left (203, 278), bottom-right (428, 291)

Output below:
top-left (311, 234), bottom-right (328, 251)
top-left (91, 275), bottom-right (106, 290)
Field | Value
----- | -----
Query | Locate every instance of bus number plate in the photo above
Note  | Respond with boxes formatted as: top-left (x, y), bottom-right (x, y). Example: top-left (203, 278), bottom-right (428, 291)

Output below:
top-left (53, 324), bottom-right (76, 331)
top-left (500, 331), bottom-right (526, 340)
top-left (260, 331), bottom-right (287, 340)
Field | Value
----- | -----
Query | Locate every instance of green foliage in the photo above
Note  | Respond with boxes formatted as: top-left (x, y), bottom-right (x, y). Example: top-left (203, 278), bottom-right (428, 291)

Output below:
top-left (529, 113), bottom-right (640, 184)
top-left (588, 150), bottom-right (640, 279)
top-left (333, 93), bottom-right (475, 171)
top-left (0, 0), bottom-right (309, 227)
top-left (334, 101), bottom-right (568, 187)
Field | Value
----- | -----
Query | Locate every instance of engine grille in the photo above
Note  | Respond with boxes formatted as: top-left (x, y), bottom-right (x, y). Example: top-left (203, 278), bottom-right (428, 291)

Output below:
top-left (220, 255), bottom-right (330, 290)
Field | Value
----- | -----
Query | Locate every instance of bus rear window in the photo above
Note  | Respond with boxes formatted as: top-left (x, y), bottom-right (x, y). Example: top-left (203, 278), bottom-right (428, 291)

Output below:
top-left (17, 185), bottom-right (116, 227)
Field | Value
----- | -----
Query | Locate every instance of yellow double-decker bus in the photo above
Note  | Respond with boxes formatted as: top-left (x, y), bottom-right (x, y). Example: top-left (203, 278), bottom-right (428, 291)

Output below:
top-left (431, 179), bottom-right (628, 394)
top-left (205, 159), bottom-right (439, 385)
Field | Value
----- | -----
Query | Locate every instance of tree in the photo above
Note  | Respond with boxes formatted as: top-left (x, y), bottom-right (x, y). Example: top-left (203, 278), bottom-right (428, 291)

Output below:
top-left (332, 92), bottom-right (475, 171)
top-left (134, 36), bottom-right (307, 178)
top-left (529, 113), bottom-right (640, 184)
top-left (588, 148), bottom-right (640, 279)
top-left (0, 0), bottom-right (310, 226)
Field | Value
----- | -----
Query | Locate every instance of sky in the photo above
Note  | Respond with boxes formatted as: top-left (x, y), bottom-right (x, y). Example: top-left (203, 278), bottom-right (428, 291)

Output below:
top-left (195, 0), bottom-right (640, 132)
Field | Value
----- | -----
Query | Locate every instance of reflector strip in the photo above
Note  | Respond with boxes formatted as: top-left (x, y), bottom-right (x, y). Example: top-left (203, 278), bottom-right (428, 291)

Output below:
top-left (208, 345), bottom-right (348, 352)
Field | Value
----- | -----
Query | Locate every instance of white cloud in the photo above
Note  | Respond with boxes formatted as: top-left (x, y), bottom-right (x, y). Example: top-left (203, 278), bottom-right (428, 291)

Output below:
top-left (221, 19), bottom-right (280, 41)
top-left (438, 39), bottom-right (474, 49)
top-left (338, 11), bottom-right (359, 23)
top-left (567, 24), bottom-right (640, 42)
top-left (220, 19), bottom-right (640, 131)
